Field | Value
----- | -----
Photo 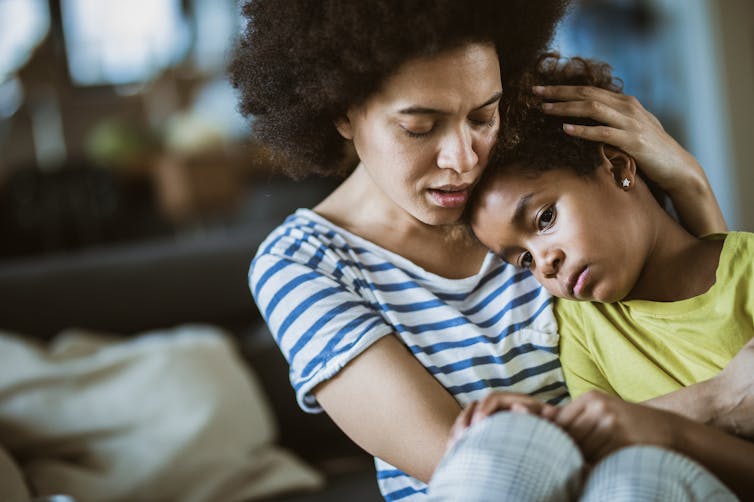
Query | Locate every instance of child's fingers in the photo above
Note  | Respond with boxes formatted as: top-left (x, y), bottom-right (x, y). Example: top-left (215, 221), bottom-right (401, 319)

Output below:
top-left (561, 408), bottom-right (600, 445)
top-left (540, 403), bottom-right (560, 422)
top-left (580, 416), bottom-right (620, 461)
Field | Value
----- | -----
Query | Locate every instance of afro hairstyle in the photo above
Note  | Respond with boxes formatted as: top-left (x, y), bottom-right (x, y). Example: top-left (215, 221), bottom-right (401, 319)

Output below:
top-left (229, 0), bottom-right (570, 179)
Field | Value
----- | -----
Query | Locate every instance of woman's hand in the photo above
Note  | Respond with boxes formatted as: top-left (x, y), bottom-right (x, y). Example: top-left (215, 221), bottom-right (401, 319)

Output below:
top-left (446, 392), bottom-right (557, 452)
top-left (551, 390), bottom-right (679, 463)
top-left (709, 337), bottom-right (754, 438)
top-left (534, 85), bottom-right (726, 236)
top-left (645, 337), bottom-right (754, 439)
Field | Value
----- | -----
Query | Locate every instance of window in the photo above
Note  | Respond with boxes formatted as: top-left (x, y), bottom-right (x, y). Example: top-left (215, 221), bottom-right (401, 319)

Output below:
top-left (61, 0), bottom-right (190, 86)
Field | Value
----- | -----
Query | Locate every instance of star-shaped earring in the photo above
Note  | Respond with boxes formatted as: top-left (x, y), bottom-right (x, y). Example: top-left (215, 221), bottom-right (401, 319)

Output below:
top-left (622, 178), bottom-right (631, 188)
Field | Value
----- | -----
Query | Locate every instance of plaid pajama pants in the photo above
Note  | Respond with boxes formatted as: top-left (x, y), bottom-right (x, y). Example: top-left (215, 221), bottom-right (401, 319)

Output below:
top-left (428, 412), bottom-right (737, 502)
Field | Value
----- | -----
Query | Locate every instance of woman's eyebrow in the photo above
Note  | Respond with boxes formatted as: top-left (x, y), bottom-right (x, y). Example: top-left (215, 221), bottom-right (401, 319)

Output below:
top-left (398, 91), bottom-right (503, 116)
top-left (473, 92), bottom-right (503, 110)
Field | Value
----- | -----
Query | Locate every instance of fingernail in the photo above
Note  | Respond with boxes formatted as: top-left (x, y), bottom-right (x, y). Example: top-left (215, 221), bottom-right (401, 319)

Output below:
top-left (511, 403), bottom-right (529, 414)
top-left (563, 123), bottom-right (575, 132)
top-left (532, 86), bottom-right (545, 94)
top-left (542, 102), bottom-right (553, 111)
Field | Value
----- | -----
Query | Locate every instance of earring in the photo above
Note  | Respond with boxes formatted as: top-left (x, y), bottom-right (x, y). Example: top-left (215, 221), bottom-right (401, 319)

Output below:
top-left (621, 178), bottom-right (631, 189)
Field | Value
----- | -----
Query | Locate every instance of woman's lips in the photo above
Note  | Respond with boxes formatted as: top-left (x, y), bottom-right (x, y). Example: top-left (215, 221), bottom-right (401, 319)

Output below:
top-left (428, 187), bottom-right (470, 208)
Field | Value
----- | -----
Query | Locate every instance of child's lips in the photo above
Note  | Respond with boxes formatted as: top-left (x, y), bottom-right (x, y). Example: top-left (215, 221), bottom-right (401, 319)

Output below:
top-left (567, 266), bottom-right (589, 298)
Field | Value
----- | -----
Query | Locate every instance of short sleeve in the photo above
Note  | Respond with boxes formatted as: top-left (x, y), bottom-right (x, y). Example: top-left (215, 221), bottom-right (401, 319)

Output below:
top-left (249, 237), bottom-right (393, 413)
top-left (555, 300), bottom-right (615, 398)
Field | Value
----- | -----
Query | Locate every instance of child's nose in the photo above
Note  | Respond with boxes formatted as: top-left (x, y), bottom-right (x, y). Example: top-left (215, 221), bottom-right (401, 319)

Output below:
top-left (541, 249), bottom-right (563, 278)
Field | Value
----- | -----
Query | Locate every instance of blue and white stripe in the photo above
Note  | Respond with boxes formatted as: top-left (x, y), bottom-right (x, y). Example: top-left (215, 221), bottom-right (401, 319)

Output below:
top-left (249, 209), bottom-right (567, 501)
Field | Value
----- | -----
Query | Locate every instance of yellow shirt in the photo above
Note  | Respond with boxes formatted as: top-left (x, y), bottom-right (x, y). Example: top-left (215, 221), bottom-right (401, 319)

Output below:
top-left (556, 232), bottom-right (754, 402)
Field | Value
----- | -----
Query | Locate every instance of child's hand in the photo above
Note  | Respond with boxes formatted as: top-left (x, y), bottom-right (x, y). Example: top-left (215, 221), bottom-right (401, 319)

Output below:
top-left (445, 392), bottom-right (558, 452)
top-left (553, 390), bottom-right (679, 462)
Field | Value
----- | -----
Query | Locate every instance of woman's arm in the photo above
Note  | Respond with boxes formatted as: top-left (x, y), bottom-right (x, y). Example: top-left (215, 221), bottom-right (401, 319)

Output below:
top-left (554, 390), bottom-right (754, 499)
top-left (646, 337), bottom-right (754, 438)
top-left (314, 335), bottom-right (461, 483)
top-left (534, 85), bottom-right (727, 237)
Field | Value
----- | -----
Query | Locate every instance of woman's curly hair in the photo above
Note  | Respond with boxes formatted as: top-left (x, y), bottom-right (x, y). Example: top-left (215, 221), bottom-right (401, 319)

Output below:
top-left (492, 52), bottom-right (623, 176)
top-left (229, 0), bottom-right (569, 179)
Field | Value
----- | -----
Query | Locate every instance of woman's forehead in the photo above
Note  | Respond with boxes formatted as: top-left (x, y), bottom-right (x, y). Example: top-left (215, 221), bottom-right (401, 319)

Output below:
top-left (372, 43), bottom-right (502, 109)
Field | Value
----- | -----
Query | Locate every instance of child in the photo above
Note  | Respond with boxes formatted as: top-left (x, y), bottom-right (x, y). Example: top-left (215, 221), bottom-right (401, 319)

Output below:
top-left (467, 54), bottom-right (754, 402)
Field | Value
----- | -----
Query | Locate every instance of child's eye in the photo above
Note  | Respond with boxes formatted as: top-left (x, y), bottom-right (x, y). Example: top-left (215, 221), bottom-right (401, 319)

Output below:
top-left (520, 251), bottom-right (533, 269)
top-left (537, 206), bottom-right (555, 230)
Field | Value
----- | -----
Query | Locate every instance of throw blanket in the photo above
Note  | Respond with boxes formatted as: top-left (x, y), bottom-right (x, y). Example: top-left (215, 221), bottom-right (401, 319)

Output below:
top-left (0, 325), bottom-right (322, 502)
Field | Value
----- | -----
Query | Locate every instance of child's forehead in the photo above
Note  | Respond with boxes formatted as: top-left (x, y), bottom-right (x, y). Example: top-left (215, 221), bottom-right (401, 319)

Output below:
top-left (489, 167), bottom-right (549, 195)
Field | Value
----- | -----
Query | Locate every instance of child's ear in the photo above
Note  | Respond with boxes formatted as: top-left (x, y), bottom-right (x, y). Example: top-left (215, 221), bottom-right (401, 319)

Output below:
top-left (599, 144), bottom-right (637, 191)
top-left (334, 115), bottom-right (354, 140)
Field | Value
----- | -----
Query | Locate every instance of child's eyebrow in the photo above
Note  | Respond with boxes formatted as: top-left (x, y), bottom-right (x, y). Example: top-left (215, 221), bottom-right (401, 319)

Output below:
top-left (512, 193), bottom-right (535, 225)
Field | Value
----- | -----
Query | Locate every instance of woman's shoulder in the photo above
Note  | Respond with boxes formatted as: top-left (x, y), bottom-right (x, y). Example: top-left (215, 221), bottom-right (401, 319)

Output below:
top-left (254, 209), bottom-right (357, 261)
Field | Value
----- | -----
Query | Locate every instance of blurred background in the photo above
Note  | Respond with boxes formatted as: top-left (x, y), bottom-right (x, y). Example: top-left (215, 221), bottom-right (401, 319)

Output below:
top-left (0, 0), bottom-right (752, 261)
top-left (0, 2), bottom-right (751, 500)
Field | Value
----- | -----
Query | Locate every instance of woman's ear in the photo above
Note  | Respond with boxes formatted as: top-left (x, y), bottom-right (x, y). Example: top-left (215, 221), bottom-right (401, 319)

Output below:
top-left (334, 115), bottom-right (354, 140)
top-left (599, 144), bottom-right (637, 191)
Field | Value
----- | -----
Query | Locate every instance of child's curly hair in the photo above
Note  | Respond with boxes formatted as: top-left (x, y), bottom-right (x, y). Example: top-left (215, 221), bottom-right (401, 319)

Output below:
top-left (493, 52), bottom-right (623, 176)
top-left (229, 0), bottom-right (569, 179)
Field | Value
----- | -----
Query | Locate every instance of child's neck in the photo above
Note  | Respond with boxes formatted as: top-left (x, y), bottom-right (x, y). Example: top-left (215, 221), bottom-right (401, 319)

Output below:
top-left (624, 209), bottom-right (724, 303)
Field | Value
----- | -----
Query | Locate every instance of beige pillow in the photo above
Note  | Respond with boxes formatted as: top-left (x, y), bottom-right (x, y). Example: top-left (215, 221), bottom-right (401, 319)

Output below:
top-left (0, 325), bottom-right (324, 501)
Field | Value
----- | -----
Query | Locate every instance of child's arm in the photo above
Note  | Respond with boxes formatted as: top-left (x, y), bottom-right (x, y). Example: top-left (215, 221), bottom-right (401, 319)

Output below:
top-left (534, 85), bottom-right (726, 237)
top-left (554, 390), bottom-right (754, 499)
top-left (645, 337), bottom-right (754, 439)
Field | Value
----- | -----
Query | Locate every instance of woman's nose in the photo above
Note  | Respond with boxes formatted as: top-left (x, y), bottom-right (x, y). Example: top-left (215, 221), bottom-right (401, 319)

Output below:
top-left (437, 127), bottom-right (478, 173)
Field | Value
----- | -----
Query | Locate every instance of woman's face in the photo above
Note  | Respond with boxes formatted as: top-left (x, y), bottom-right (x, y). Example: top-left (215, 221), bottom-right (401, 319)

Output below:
top-left (338, 42), bottom-right (502, 226)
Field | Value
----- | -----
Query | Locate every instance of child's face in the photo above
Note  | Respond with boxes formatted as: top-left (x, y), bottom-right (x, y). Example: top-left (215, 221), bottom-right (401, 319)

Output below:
top-left (470, 164), bottom-right (651, 302)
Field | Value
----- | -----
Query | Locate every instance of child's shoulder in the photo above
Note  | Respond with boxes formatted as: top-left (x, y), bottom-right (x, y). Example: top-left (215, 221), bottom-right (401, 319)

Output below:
top-left (708, 231), bottom-right (754, 259)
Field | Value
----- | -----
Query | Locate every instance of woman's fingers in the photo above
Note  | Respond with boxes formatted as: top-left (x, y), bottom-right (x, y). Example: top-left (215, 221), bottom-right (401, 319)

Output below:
top-left (561, 123), bottom-right (635, 148)
top-left (474, 392), bottom-right (544, 421)
top-left (446, 401), bottom-right (478, 451)
top-left (454, 401), bottom-right (477, 430)
top-left (542, 100), bottom-right (634, 129)
top-left (533, 84), bottom-right (625, 106)
top-left (534, 85), bottom-right (663, 128)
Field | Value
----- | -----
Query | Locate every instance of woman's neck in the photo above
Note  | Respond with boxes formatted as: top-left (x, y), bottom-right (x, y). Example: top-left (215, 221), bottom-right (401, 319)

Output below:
top-left (625, 203), bottom-right (723, 302)
top-left (315, 166), bottom-right (488, 278)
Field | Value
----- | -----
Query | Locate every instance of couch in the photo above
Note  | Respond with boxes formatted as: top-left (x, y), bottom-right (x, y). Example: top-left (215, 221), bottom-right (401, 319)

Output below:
top-left (0, 179), bottom-right (384, 501)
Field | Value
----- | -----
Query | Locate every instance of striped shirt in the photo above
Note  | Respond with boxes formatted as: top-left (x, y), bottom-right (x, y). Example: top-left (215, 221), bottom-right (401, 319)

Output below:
top-left (249, 209), bottom-right (567, 501)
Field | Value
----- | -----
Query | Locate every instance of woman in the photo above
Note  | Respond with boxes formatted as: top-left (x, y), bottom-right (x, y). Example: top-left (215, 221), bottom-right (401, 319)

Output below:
top-left (230, 1), bottom-right (746, 500)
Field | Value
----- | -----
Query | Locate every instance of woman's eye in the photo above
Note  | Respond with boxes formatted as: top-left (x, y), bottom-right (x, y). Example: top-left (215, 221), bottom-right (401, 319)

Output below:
top-left (401, 126), bottom-right (433, 138)
top-left (470, 115), bottom-right (497, 127)
top-left (537, 206), bottom-right (555, 230)
top-left (520, 251), bottom-right (533, 269)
